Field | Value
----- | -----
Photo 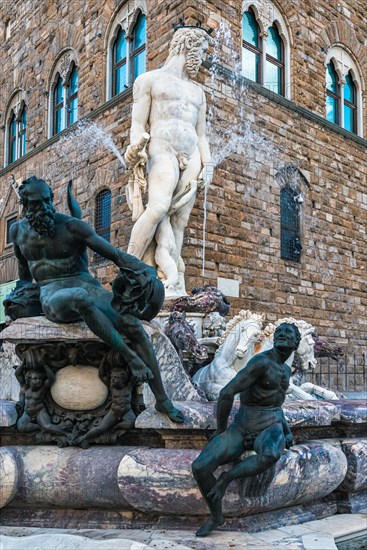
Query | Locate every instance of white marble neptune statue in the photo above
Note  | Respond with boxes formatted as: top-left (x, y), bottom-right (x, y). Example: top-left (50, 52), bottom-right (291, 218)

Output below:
top-left (125, 25), bottom-right (213, 296)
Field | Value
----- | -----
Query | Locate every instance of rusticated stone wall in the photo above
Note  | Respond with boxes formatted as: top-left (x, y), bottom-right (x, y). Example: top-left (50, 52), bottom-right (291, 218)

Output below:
top-left (0, 0), bottom-right (366, 361)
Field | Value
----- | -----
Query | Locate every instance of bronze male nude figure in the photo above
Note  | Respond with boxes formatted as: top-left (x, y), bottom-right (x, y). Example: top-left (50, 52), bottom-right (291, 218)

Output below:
top-left (10, 176), bottom-right (183, 423)
top-left (192, 322), bottom-right (301, 536)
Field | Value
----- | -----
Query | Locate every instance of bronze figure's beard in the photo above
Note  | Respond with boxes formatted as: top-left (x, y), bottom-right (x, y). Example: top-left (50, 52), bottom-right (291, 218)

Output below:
top-left (26, 206), bottom-right (56, 237)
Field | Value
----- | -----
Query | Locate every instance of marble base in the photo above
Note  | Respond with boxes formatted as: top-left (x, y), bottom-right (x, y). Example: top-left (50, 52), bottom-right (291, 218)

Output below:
top-left (0, 342), bottom-right (20, 401)
top-left (338, 439), bottom-right (367, 493)
top-left (336, 490), bottom-right (367, 514)
top-left (1, 442), bottom-right (346, 516)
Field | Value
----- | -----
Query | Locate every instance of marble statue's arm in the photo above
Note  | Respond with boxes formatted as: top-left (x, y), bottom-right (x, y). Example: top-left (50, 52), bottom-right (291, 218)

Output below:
top-left (130, 74), bottom-right (152, 144)
top-left (67, 218), bottom-right (156, 279)
top-left (196, 91), bottom-right (212, 187)
top-left (216, 356), bottom-right (265, 433)
top-left (11, 223), bottom-right (33, 282)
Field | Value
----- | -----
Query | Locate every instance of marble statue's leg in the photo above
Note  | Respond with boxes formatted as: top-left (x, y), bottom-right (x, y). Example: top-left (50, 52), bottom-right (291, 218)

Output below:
top-left (192, 425), bottom-right (245, 536)
top-left (155, 217), bottom-right (179, 290)
top-left (170, 149), bottom-right (202, 274)
top-left (128, 152), bottom-right (179, 260)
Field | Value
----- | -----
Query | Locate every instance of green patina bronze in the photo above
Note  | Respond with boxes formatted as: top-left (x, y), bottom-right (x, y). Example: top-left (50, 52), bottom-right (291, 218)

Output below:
top-left (8, 176), bottom-right (183, 424)
top-left (192, 322), bottom-right (301, 536)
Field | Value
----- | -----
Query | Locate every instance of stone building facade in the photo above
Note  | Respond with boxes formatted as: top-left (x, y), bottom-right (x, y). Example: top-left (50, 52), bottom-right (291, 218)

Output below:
top-left (0, 0), bottom-right (366, 361)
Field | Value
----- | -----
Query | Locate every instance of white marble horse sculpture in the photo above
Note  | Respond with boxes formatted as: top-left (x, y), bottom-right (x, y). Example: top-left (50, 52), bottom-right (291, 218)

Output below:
top-left (192, 311), bottom-right (263, 400)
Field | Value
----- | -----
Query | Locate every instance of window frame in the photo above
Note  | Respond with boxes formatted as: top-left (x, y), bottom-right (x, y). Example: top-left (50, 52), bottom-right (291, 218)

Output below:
top-left (242, 9), bottom-right (262, 85)
top-left (324, 46), bottom-right (364, 137)
top-left (53, 74), bottom-right (65, 136)
top-left (265, 24), bottom-right (285, 96)
top-left (48, 51), bottom-right (79, 138)
top-left (112, 26), bottom-right (128, 97)
top-left (106, 3), bottom-right (147, 101)
top-left (326, 61), bottom-right (341, 125)
top-left (241, 3), bottom-right (291, 98)
top-left (7, 103), bottom-right (27, 166)
top-left (130, 13), bottom-right (146, 83)
top-left (280, 185), bottom-right (302, 263)
top-left (343, 72), bottom-right (357, 134)
top-left (66, 63), bottom-right (78, 127)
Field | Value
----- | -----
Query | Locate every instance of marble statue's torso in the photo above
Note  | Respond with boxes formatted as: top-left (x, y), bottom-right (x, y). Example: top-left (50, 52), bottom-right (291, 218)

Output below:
top-left (145, 69), bottom-right (204, 158)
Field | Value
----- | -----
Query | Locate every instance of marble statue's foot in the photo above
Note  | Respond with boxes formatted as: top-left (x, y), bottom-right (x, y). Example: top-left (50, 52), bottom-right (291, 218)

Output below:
top-left (195, 516), bottom-right (225, 537)
top-left (155, 399), bottom-right (185, 423)
top-left (129, 359), bottom-right (153, 383)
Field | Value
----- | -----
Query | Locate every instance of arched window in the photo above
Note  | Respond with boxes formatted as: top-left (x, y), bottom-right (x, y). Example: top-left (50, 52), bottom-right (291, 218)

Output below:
top-left (324, 46), bottom-right (364, 136)
top-left (265, 25), bottom-right (284, 95)
top-left (280, 186), bottom-right (302, 262)
top-left (53, 75), bottom-right (65, 134)
top-left (344, 72), bottom-right (357, 133)
top-left (241, 2), bottom-right (291, 98)
top-left (7, 104), bottom-right (27, 165)
top-left (242, 9), bottom-right (261, 83)
top-left (112, 27), bottom-right (128, 96)
top-left (131, 13), bottom-right (146, 81)
top-left (49, 52), bottom-right (78, 137)
top-left (326, 62), bottom-right (340, 125)
top-left (106, 2), bottom-right (147, 100)
top-left (8, 113), bottom-right (17, 164)
top-left (95, 189), bottom-right (112, 242)
top-left (66, 64), bottom-right (78, 126)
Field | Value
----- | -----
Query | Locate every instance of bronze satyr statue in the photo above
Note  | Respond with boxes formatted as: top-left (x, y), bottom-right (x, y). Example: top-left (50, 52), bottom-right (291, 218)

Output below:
top-left (10, 176), bottom-right (183, 423)
top-left (192, 322), bottom-right (301, 537)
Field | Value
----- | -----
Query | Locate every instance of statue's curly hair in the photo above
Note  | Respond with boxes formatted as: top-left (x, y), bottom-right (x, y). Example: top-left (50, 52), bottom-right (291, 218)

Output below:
top-left (167, 27), bottom-right (212, 71)
top-left (18, 176), bottom-right (54, 210)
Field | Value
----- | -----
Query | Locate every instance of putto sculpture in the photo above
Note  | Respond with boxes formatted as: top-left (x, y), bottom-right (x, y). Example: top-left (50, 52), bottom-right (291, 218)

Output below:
top-left (192, 322), bottom-right (301, 537)
top-left (9, 176), bottom-right (183, 428)
top-left (125, 24), bottom-right (213, 295)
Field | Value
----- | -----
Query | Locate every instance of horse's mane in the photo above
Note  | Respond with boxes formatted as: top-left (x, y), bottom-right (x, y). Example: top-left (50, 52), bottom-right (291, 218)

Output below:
top-left (217, 310), bottom-right (263, 351)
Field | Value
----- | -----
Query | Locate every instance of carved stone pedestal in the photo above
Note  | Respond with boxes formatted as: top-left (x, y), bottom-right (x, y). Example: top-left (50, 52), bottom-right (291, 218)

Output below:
top-left (1, 317), bottom-right (202, 448)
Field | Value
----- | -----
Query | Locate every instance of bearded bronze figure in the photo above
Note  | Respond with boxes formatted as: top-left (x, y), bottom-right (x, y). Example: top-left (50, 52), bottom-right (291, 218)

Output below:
top-left (9, 176), bottom-right (183, 424)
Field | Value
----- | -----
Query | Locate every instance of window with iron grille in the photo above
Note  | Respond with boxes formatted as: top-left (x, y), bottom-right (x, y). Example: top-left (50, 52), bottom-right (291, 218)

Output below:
top-left (6, 216), bottom-right (17, 244)
top-left (280, 186), bottom-right (302, 262)
top-left (94, 190), bottom-right (112, 262)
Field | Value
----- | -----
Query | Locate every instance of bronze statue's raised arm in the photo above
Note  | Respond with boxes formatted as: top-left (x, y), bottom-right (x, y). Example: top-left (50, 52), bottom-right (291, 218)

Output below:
top-left (67, 218), bottom-right (156, 278)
